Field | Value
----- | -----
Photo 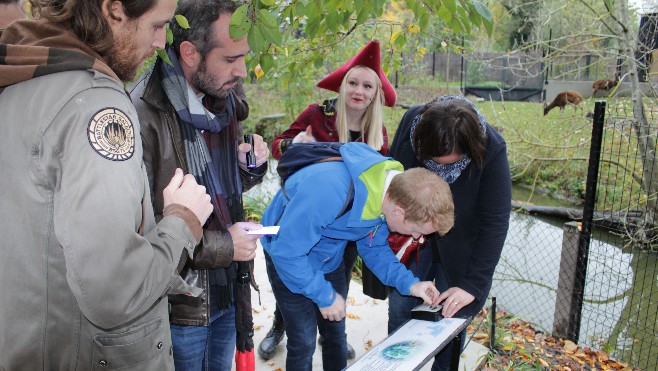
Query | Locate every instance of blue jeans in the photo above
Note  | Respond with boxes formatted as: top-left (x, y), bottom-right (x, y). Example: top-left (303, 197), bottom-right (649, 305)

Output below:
top-left (170, 306), bottom-right (236, 371)
top-left (265, 252), bottom-right (348, 371)
top-left (272, 240), bottom-right (358, 325)
top-left (388, 246), bottom-right (465, 371)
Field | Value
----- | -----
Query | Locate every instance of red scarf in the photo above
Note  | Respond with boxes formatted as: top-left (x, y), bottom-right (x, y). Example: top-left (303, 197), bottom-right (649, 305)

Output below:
top-left (387, 232), bottom-right (426, 266)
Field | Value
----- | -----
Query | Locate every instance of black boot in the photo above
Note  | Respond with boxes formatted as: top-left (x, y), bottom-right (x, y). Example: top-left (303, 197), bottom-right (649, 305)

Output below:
top-left (346, 341), bottom-right (356, 360)
top-left (258, 308), bottom-right (285, 360)
top-left (318, 336), bottom-right (356, 360)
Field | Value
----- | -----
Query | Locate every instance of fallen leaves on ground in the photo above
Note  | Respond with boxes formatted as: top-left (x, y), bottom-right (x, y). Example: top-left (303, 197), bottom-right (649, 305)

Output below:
top-left (468, 309), bottom-right (640, 370)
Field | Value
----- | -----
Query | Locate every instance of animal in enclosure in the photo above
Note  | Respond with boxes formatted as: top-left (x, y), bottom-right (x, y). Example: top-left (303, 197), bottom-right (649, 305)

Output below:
top-left (592, 79), bottom-right (618, 96)
top-left (544, 91), bottom-right (584, 116)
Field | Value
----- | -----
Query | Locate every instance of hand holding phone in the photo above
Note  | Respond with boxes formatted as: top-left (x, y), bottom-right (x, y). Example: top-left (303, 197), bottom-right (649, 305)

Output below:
top-left (244, 134), bottom-right (257, 168)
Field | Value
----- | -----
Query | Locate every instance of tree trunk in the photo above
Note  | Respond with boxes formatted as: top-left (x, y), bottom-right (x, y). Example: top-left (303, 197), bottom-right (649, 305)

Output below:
top-left (618, 0), bottom-right (657, 226)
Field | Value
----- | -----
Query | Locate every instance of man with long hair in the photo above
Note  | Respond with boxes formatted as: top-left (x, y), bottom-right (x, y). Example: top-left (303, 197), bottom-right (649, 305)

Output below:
top-left (0, 1), bottom-right (214, 369)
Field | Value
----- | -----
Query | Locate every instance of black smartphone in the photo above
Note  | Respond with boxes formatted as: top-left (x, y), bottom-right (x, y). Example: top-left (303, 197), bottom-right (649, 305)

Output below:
top-left (244, 134), bottom-right (257, 168)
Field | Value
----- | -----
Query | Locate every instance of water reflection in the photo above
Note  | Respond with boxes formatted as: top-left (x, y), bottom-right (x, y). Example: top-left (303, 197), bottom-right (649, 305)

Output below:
top-left (512, 183), bottom-right (581, 208)
top-left (491, 212), bottom-right (657, 369)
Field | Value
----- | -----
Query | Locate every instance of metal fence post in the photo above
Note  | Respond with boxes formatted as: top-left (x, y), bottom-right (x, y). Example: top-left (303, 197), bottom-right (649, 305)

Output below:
top-left (460, 37), bottom-right (465, 94)
top-left (567, 100), bottom-right (606, 341)
top-left (489, 297), bottom-right (497, 351)
top-left (553, 221), bottom-right (581, 339)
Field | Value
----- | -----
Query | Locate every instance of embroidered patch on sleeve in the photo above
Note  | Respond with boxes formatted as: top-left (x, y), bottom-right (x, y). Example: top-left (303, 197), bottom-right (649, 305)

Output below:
top-left (87, 107), bottom-right (135, 161)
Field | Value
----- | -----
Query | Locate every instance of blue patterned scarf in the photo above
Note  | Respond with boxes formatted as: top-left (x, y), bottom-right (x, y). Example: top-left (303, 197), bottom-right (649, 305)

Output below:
top-left (159, 48), bottom-right (243, 226)
top-left (160, 48), bottom-right (231, 133)
top-left (159, 49), bottom-right (243, 309)
top-left (410, 95), bottom-right (487, 184)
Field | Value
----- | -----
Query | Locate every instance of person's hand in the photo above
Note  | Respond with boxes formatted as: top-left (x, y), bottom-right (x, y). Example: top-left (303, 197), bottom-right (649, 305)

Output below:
top-left (227, 222), bottom-right (263, 261)
top-left (292, 126), bottom-right (316, 144)
top-left (437, 287), bottom-right (475, 318)
top-left (319, 292), bottom-right (346, 321)
top-left (409, 281), bottom-right (441, 307)
top-left (238, 134), bottom-right (269, 167)
top-left (163, 168), bottom-right (213, 225)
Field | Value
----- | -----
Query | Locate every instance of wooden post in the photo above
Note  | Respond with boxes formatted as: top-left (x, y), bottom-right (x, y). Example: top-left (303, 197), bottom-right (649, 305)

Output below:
top-left (552, 221), bottom-right (580, 339)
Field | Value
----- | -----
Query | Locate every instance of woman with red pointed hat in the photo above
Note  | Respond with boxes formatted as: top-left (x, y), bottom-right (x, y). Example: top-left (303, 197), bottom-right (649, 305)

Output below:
top-left (271, 40), bottom-right (396, 159)
top-left (260, 40), bottom-right (397, 363)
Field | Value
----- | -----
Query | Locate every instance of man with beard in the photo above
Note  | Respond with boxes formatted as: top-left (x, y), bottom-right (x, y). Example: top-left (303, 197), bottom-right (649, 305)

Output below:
top-left (131, 0), bottom-right (269, 369)
top-left (0, 0), bottom-right (215, 370)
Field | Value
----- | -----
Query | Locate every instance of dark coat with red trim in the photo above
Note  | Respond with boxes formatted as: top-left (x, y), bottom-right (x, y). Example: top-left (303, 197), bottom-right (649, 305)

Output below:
top-left (390, 102), bottom-right (511, 317)
top-left (271, 98), bottom-right (388, 159)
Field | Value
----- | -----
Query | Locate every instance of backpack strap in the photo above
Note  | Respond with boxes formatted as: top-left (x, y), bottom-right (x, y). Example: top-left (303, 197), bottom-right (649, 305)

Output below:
top-left (317, 156), bottom-right (343, 163)
top-left (276, 180), bottom-right (354, 225)
top-left (335, 181), bottom-right (354, 219)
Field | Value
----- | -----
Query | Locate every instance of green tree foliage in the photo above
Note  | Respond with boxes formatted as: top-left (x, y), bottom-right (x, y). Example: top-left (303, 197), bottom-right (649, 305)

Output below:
top-left (231, 0), bottom-right (493, 84)
top-left (495, 0), bottom-right (540, 50)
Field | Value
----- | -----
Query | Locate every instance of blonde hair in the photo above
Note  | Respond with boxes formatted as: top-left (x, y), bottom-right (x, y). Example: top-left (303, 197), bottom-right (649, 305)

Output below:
top-left (335, 66), bottom-right (385, 151)
top-left (387, 168), bottom-right (455, 236)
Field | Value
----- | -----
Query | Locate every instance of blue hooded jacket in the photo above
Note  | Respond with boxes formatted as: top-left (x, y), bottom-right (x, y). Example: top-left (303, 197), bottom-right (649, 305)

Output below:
top-left (261, 142), bottom-right (420, 307)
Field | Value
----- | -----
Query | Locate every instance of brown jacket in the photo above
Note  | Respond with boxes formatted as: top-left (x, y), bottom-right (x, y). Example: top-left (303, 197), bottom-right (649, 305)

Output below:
top-left (131, 65), bottom-right (265, 325)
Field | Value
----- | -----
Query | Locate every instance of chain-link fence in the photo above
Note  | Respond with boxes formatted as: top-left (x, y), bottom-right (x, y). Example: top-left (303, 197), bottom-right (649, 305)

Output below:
top-left (581, 100), bottom-right (658, 370)
top-left (396, 47), bottom-right (623, 84)
top-left (490, 100), bottom-right (658, 370)
top-left (396, 51), bottom-right (463, 84)
top-left (397, 50), bottom-right (547, 86)
top-left (546, 51), bottom-right (618, 82)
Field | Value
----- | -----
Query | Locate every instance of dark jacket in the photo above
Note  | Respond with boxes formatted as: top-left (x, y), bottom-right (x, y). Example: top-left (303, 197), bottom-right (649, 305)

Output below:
top-left (271, 98), bottom-right (389, 159)
top-left (131, 65), bottom-right (266, 325)
top-left (389, 102), bottom-right (511, 317)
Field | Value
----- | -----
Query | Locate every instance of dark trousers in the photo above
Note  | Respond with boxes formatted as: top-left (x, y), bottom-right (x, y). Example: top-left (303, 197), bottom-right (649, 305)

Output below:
top-left (272, 241), bottom-right (358, 322)
top-left (342, 240), bottom-right (358, 287)
top-left (265, 252), bottom-right (348, 371)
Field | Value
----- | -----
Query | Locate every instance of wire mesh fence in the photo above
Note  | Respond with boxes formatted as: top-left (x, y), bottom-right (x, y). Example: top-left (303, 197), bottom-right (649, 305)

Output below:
top-left (490, 99), bottom-right (658, 370)
top-left (396, 50), bottom-right (620, 85)
top-left (491, 212), bottom-right (564, 325)
top-left (546, 51), bottom-right (618, 82)
top-left (582, 101), bottom-right (658, 370)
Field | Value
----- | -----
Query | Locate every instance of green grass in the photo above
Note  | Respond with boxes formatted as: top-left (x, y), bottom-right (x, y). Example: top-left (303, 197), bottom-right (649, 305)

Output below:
top-left (480, 97), bottom-right (658, 214)
top-left (476, 100), bottom-right (593, 201)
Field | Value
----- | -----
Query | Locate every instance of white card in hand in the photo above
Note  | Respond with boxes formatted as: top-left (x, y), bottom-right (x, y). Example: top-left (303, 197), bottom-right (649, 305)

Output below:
top-left (246, 226), bottom-right (280, 235)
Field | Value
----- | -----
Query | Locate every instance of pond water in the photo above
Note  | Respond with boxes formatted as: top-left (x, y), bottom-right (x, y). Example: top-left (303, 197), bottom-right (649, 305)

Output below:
top-left (511, 183), bottom-right (580, 208)
top-left (492, 202), bottom-right (656, 369)
top-left (246, 161), bottom-right (656, 369)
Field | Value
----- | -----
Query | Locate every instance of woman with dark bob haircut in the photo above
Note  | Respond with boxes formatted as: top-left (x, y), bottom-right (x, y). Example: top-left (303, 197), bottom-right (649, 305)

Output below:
top-left (386, 95), bottom-right (512, 370)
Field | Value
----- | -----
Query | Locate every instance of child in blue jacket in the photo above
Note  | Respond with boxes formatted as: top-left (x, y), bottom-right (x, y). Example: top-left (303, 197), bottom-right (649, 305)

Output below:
top-left (260, 142), bottom-right (455, 371)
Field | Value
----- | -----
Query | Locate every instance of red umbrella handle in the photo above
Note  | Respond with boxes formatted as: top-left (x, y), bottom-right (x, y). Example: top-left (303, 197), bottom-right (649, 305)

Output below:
top-left (235, 349), bottom-right (255, 371)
